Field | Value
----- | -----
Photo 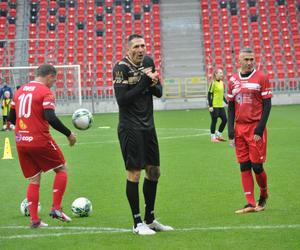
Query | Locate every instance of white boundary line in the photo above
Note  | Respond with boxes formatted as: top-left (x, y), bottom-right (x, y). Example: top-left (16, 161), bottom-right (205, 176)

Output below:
top-left (1, 224), bottom-right (300, 240)
top-left (0, 131), bottom-right (210, 150)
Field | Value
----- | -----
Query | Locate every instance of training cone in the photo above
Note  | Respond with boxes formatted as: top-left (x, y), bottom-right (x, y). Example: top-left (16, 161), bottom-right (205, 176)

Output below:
top-left (2, 137), bottom-right (13, 159)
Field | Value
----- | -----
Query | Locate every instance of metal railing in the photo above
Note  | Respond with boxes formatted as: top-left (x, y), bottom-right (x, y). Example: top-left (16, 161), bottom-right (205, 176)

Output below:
top-left (162, 77), bottom-right (300, 99)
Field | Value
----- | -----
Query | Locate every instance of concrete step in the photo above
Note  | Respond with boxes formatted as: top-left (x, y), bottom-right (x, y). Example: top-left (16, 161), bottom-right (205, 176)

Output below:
top-left (160, 0), bottom-right (205, 78)
top-left (163, 47), bottom-right (202, 55)
top-left (164, 70), bottom-right (203, 78)
top-left (163, 58), bottom-right (204, 67)
top-left (162, 37), bottom-right (203, 47)
top-left (161, 2), bottom-right (200, 10)
top-left (164, 64), bottom-right (204, 73)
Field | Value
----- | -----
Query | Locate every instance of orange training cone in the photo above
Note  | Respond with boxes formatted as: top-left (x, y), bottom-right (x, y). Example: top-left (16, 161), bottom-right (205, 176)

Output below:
top-left (2, 137), bottom-right (13, 159)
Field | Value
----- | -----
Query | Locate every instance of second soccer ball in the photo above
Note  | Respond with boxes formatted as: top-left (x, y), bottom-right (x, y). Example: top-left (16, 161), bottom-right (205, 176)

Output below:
top-left (20, 198), bottom-right (41, 216)
top-left (71, 197), bottom-right (93, 217)
top-left (72, 108), bottom-right (93, 130)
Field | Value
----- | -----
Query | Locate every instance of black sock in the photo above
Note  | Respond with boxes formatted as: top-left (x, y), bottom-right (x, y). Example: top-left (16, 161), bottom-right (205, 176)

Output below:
top-left (143, 178), bottom-right (158, 224)
top-left (126, 180), bottom-right (142, 227)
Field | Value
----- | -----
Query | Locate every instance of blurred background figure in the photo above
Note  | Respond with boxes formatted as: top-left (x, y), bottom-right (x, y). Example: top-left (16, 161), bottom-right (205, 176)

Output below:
top-left (207, 68), bottom-right (228, 142)
top-left (1, 90), bottom-right (12, 130)
top-left (0, 81), bottom-right (13, 100)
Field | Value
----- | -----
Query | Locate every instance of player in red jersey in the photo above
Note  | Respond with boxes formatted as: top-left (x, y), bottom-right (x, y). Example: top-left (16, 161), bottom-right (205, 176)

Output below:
top-left (227, 48), bottom-right (272, 214)
top-left (8, 64), bottom-right (76, 228)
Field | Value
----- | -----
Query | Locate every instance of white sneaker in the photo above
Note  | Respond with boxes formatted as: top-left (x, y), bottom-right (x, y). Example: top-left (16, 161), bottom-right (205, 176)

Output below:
top-left (147, 220), bottom-right (174, 232)
top-left (133, 223), bottom-right (156, 235)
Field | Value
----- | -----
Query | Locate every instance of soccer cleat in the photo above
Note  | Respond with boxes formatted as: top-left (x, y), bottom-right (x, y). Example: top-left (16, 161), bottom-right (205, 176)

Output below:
top-left (211, 138), bottom-right (220, 143)
top-left (133, 223), bottom-right (156, 235)
top-left (30, 220), bottom-right (48, 229)
top-left (146, 220), bottom-right (174, 232)
top-left (216, 136), bottom-right (226, 142)
top-left (235, 204), bottom-right (256, 214)
top-left (255, 196), bottom-right (268, 212)
top-left (49, 208), bottom-right (72, 222)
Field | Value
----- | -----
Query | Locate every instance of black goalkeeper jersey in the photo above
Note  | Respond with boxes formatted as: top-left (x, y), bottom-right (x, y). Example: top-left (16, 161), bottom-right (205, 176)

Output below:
top-left (113, 55), bottom-right (162, 129)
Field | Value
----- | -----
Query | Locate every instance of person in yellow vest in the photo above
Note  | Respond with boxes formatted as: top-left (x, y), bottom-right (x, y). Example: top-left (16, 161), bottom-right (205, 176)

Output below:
top-left (2, 90), bottom-right (12, 130)
top-left (207, 68), bottom-right (228, 142)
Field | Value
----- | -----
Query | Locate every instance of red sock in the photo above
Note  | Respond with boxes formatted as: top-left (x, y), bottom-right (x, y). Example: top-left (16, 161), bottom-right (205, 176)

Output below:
top-left (255, 171), bottom-right (268, 198)
top-left (52, 171), bottom-right (68, 210)
top-left (241, 170), bottom-right (255, 206)
top-left (27, 183), bottom-right (40, 222)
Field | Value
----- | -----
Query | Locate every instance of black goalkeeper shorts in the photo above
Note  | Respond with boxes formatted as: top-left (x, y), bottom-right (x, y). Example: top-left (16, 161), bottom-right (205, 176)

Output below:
top-left (118, 126), bottom-right (160, 170)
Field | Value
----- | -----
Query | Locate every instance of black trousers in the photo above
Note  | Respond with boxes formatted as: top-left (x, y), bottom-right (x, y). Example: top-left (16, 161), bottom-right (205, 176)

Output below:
top-left (210, 107), bottom-right (227, 134)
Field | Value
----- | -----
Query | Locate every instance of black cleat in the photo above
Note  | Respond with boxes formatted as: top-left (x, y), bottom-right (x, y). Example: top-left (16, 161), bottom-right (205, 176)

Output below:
top-left (255, 196), bottom-right (268, 212)
top-left (235, 204), bottom-right (256, 214)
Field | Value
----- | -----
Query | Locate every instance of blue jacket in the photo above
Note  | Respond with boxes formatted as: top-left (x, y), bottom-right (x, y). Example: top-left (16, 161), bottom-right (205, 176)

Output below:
top-left (0, 85), bottom-right (13, 99)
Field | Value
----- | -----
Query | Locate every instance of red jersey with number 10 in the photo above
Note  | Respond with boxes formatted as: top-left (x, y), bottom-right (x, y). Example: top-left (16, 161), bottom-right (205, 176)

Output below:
top-left (10, 81), bottom-right (55, 147)
top-left (227, 70), bottom-right (273, 123)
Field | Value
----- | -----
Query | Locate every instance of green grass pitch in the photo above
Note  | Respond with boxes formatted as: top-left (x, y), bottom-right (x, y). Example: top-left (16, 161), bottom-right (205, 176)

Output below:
top-left (0, 105), bottom-right (300, 249)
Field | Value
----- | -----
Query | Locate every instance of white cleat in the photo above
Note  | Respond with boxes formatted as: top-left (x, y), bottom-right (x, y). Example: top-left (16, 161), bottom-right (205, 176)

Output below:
top-left (31, 220), bottom-right (48, 229)
top-left (49, 209), bottom-right (72, 222)
top-left (147, 220), bottom-right (174, 232)
top-left (133, 223), bottom-right (156, 235)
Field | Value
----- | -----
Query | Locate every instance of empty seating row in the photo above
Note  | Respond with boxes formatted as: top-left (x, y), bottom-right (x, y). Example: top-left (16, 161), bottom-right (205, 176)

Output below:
top-left (0, 0), bottom-right (18, 85)
top-left (27, 0), bottom-right (161, 96)
top-left (201, 0), bottom-right (300, 83)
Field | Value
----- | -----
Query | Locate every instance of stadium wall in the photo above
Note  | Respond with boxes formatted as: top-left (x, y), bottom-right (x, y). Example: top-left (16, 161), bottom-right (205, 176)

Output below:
top-left (55, 92), bottom-right (300, 115)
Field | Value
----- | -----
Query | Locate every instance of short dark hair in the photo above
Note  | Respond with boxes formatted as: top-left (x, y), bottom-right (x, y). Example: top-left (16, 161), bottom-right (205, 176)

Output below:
top-left (128, 34), bottom-right (143, 43)
top-left (36, 64), bottom-right (57, 77)
top-left (239, 47), bottom-right (254, 54)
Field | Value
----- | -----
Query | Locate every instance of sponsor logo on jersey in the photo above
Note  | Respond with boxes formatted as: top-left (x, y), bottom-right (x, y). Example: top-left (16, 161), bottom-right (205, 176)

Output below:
top-left (114, 71), bottom-right (124, 84)
top-left (235, 93), bottom-right (243, 104)
top-left (23, 86), bottom-right (36, 91)
top-left (15, 133), bottom-right (33, 143)
top-left (16, 133), bottom-right (22, 142)
top-left (19, 119), bottom-right (28, 130)
top-left (230, 76), bottom-right (242, 96)
top-left (128, 76), bottom-right (141, 85)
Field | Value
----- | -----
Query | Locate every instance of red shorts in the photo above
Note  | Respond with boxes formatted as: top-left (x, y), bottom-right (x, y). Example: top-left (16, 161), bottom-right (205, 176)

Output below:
top-left (16, 139), bottom-right (65, 179)
top-left (234, 122), bottom-right (267, 164)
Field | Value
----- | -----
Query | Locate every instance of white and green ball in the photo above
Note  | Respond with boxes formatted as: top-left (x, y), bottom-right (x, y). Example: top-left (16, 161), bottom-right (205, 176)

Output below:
top-left (71, 197), bottom-right (93, 217)
top-left (72, 108), bottom-right (93, 130)
top-left (20, 198), bottom-right (41, 216)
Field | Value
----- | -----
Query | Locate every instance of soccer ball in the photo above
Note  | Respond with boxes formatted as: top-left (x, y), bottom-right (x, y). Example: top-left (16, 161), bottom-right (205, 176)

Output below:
top-left (72, 108), bottom-right (93, 130)
top-left (71, 197), bottom-right (93, 217)
top-left (20, 198), bottom-right (41, 216)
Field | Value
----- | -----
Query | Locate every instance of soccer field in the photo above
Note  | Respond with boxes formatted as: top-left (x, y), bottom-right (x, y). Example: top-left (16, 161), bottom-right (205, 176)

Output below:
top-left (1, 105), bottom-right (300, 250)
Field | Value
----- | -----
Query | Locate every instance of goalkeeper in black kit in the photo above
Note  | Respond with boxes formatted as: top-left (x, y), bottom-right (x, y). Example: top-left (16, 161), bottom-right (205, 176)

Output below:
top-left (113, 34), bottom-right (173, 235)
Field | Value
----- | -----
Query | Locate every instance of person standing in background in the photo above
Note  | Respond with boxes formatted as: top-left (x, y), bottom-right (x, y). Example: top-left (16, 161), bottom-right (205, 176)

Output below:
top-left (207, 68), bottom-right (228, 142)
top-left (1, 90), bottom-right (12, 130)
top-left (227, 48), bottom-right (272, 214)
top-left (0, 81), bottom-right (13, 100)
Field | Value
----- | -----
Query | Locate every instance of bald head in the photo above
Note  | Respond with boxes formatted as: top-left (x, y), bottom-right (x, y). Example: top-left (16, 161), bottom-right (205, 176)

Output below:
top-left (239, 48), bottom-right (255, 74)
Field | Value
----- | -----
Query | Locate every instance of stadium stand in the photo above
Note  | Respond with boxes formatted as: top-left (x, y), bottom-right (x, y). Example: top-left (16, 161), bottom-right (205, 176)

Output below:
top-left (1, 0), bottom-right (299, 100)
top-left (23, 0), bottom-right (162, 98)
top-left (201, 0), bottom-right (300, 88)
top-left (0, 0), bottom-right (17, 70)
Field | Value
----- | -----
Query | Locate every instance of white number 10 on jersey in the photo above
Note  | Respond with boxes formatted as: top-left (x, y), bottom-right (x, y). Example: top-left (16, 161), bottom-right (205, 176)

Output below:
top-left (18, 93), bottom-right (33, 118)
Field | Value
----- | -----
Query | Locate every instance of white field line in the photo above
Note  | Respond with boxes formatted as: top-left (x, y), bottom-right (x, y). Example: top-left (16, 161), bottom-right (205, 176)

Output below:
top-left (0, 130), bottom-right (210, 150)
top-left (73, 131), bottom-right (210, 146)
top-left (1, 224), bottom-right (300, 240)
